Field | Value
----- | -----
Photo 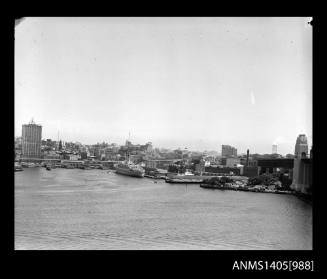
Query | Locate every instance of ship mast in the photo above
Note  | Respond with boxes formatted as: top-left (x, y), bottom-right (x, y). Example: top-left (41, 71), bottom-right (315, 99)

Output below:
top-left (127, 131), bottom-right (130, 163)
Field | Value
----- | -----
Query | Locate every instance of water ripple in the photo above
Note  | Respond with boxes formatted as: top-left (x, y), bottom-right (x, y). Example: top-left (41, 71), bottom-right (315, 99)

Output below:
top-left (15, 168), bottom-right (312, 250)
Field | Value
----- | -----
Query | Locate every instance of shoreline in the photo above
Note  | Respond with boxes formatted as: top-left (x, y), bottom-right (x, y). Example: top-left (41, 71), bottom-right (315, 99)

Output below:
top-left (200, 183), bottom-right (293, 194)
top-left (200, 183), bottom-right (312, 202)
top-left (15, 168), bottom-right (313, 203)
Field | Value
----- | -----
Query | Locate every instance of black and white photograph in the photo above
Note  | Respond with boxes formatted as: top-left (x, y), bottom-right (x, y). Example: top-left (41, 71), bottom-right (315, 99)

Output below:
top-left (14, 17), bottom-right (312, 251)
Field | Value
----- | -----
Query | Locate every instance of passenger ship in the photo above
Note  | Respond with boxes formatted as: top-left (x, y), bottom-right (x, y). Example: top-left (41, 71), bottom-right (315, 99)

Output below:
top-left (114, 139), bottom-right (145, 178)
top-left (115, 161), bottom-right (145, 178)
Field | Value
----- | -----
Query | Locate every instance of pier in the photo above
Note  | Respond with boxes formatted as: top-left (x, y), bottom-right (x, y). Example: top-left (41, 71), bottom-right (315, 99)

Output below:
top-left (200, 183), bottom-right (293, 195)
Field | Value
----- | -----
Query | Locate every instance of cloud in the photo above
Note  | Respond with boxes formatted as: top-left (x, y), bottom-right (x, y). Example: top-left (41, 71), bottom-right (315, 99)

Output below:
top-left (250, 91), bottom-right (255, 105)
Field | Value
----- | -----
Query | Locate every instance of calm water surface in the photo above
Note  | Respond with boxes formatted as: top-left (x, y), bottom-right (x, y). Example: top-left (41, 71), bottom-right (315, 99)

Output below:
top-left (15, 168), bottom-right (312, 250)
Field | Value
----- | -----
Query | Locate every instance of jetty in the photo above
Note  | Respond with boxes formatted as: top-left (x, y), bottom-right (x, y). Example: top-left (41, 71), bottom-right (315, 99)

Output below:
top-left (165, 174), bottom-right (216, 184)
top-left (200, 183), bottom-right (293, 195)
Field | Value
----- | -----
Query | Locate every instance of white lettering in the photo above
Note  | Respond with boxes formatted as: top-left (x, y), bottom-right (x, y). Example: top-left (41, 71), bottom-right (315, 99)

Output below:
top-left (232, 261), bottom-right (240, 270)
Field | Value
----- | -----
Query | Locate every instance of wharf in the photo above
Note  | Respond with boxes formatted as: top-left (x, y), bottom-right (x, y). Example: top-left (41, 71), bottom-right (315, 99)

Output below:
top-left (165, 174), bottom-right (221, 184)
top-left (165, 177), bottom-right (203, 183)
top-left (200, 183), bottom-right (293, 195)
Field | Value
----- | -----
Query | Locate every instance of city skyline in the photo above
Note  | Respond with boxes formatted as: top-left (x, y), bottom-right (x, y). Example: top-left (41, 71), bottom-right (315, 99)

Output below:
top-left (15, 120), bottom-right (309, 156)
top-left (15, 17), bottom-right (312, 154)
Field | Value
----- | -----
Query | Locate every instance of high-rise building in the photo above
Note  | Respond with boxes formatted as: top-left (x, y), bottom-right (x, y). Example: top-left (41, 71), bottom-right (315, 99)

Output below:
top-left (294, 134), bottom-right (308, 158)
top-left (272, 144), bottom-right (277, 154)
top-left (221, 145), bottom-right (237, 158)
top-left (246, 149), bottom-right (249, 166)
top-left (22, 119), bottom-right (42, 159)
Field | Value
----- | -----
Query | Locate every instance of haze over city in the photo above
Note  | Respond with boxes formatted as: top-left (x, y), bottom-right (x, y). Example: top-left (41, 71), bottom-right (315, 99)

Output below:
top-left (15, 17), bottom-right (312, 154)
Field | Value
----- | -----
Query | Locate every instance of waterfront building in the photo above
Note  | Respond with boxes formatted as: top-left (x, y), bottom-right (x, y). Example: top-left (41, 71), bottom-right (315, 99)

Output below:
top-left (61, 160), bottom-right (84, 168)
top-left (221, 145), bottom-right (237, 158)
top-left (80, 151), bottom-right (88, 160)
top-left (145, 160), bottom-right (157, 169)
top-left (243, 166), bottom-right (259, 177)
top-left (43, 150), bottom-right (60, 159)
top-left (195, 159), bottom-right (206, 174)
top-left (225, 158), bottom-right (240, 168)
top-left (21, 119), bottom-right (42, 159)
top-left (240, 151), bottom-right (257, 167)
top-left (67, 154), bottom-right (81, 161)
top-left (248, 160), bottom-right (258, 167)
top-left (145, 159), bottom-right (178, 170)
top-left (257, 158), bottom-right (294, 175)
top-left (204, 166), bottom-right (241, 176)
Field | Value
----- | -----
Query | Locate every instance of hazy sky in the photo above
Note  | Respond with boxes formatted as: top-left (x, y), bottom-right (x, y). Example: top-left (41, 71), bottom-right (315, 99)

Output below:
top-left (15, 17), bottom-right (312, 154)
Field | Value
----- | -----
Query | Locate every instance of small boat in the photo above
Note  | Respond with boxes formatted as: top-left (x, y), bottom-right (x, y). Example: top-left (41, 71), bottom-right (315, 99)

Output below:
top-left (14, 164), bottom-right (24, 171)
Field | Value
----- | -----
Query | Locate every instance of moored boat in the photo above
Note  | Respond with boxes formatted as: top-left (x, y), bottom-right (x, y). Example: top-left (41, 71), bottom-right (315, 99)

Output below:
top-left (114, 138), bottom-right (145, 178)
top-left (115, 162), bottom-right (145, 178)
top-left (14, 164), bottom-right (24, 171)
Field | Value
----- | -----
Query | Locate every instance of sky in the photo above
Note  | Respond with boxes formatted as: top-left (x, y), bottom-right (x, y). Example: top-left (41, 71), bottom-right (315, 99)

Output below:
top-left (15, 17), bottom-right (312, 154)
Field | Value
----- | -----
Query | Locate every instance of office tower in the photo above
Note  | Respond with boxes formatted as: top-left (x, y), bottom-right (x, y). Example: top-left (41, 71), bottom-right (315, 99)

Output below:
top-left (22, 119), bottom-right (42, 158)
top-left (246, 149), bottom-right (249, 166)
top-left (272, 144), bottom-right (277, 154)
top-left (221, 145), bottom-right (237, 158)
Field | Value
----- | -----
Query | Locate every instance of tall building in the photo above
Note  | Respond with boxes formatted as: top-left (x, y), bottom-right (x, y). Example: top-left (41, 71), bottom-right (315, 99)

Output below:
top-left (294, 134), bottom-right (308, 158)
top-left (246, 149), bottom-right (249, 166)
top-left (22, 119), bottom-right (42, 159)
top-left (272, 144), bottom-right (277, 154)
top-left (221, 145), bottom-right (237, 158)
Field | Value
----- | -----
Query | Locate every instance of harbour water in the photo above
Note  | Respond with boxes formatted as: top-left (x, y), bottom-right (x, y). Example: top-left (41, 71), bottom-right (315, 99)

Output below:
top-left (15, 168), bottom-right (312, 250)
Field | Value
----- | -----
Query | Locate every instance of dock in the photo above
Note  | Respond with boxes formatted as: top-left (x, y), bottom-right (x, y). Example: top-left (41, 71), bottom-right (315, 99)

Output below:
top-left (200, 183), bottom-right (293, 195)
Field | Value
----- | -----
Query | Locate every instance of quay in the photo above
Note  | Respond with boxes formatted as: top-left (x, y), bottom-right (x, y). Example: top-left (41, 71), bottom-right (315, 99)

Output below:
top-left (165, 174), bottom-right (247, 184)
top-left (165, 178), bottom-right (203, 184)
top-left (200, 183), bottom-right (294, 195)
top-left (165, 174), bottom-right (208, 184)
